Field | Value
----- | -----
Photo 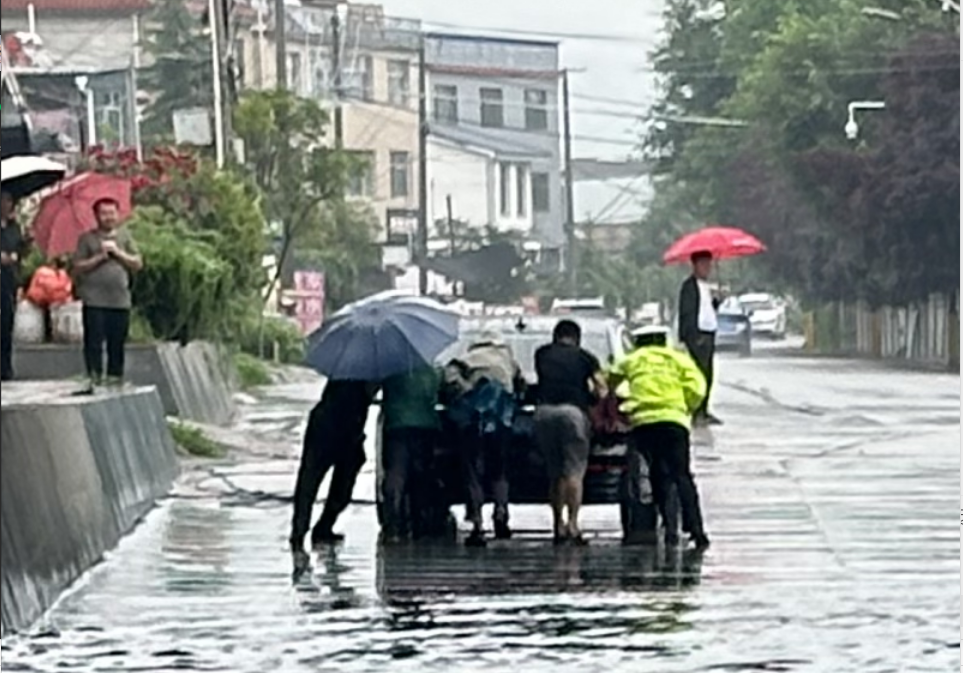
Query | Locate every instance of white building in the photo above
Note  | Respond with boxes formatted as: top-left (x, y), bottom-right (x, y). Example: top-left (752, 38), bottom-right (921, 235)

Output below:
top-left (427, 125), bottom-right (554, 237)
top-left (425, 33), bottom-right (564, 270)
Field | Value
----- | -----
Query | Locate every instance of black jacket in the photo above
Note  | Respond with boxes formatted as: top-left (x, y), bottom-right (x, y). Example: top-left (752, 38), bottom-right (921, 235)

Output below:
top-left (0, 220), bottom-right (25, 296)
top-left (678, 275), bottom-right (720, 344)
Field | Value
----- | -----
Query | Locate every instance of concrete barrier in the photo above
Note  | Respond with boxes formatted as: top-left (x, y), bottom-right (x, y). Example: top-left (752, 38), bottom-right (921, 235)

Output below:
top-left (0, 383), bottom-right (178, 635)
top-left (13, 341), bottom-right (236, 425)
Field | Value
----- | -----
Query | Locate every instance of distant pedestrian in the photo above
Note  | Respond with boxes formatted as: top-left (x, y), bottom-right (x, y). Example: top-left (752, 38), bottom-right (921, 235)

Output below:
top-left (0, 190), bottom-right (27, 381)
top-left (678, 251), bottom-right (722, 425)
top-left (72, 198), bottom-right (142, 386)
top-left (534, 319), bottom-right (607, 545)
top-left (291, 380), bottom-right (376, 557)
top-left (612, 325), bottom-right (710, 550)
top-left (443, 332), bottom-right (524, 547)
top-left (380, 365), bottom-right (442, 542)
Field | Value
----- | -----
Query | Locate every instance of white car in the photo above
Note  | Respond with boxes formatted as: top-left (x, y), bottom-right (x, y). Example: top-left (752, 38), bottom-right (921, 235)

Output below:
top-left (738, 293), bottom-right (787, 339)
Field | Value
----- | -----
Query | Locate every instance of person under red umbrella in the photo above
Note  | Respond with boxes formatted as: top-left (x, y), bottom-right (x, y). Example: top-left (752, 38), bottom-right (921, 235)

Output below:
top-left (667, 226), bottom-right (765, 426)
top-left (32, 172), bottom-right (132, 259)
top-left (678, 251), bottom-right (723, 426)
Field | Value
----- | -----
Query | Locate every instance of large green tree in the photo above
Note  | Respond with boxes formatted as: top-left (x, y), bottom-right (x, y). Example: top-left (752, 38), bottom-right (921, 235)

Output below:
top-left (233, 89), bottom-right (380, 309)
top-left (642, 0), bottom-right (959, 306)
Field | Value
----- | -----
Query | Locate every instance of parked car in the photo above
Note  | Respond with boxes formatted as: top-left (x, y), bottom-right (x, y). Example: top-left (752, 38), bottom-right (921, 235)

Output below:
top-left (717, 298), bottom-right (752, 356)
top-left (739, 292), bottom-right (787, 339)
top-left (375, 315), bottom-right (656, 540)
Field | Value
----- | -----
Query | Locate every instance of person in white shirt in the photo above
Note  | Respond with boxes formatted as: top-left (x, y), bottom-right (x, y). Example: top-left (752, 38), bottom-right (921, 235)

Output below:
top-left (677, 251), bottom-right (722, 425)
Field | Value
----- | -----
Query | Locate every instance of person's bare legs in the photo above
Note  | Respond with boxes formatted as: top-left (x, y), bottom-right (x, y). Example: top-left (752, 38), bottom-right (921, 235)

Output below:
top-left (550, 479), bottom-right (567, 540)
top-left (565, 474), bottom-right (587, 543)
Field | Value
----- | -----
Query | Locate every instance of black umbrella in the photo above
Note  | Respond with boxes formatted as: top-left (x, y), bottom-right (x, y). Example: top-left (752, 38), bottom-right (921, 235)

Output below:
top-left (1, 155), bottom-right (67, 200)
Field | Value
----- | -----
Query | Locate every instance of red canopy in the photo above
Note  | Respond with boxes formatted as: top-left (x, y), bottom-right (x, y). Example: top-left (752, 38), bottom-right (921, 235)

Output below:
top-left (32, 172), bottom-right (132, 258)
top-left (663, 226), bottom-right (766, 265)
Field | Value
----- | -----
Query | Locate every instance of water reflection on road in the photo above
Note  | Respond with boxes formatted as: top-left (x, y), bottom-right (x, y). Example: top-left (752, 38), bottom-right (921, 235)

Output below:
top-left (1, 354), bottom-right (959, 672)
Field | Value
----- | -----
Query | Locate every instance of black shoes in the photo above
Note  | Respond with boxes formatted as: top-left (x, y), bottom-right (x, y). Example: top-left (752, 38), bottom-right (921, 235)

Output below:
top-left (493, 520), bottom-right (512, 540)
top-left (465, 530), bottom-right (487, 547)
top-left (692, 533), bottom-right (711, 551)
top-left (311, 528), bottom-right (345, 546)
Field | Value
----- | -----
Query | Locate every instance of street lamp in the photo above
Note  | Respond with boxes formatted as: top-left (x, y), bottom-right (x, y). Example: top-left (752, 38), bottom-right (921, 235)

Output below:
top-left (845, 100), bottom-right (885, 140)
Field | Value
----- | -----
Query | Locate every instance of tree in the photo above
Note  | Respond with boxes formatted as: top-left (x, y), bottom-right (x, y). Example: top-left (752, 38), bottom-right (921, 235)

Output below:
top-left (643, 0), bottom-right (959, 306)
top-left (728, 32), bottom-right (959, 306)
top-left (233, 89), bottom-right (379, 310)
top-left (140, 0), bottom-right (212, 140)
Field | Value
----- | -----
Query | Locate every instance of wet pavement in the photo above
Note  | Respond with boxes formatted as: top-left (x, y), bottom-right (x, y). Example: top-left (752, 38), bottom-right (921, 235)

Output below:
top-left (2, 354), bottom-right (959, 672)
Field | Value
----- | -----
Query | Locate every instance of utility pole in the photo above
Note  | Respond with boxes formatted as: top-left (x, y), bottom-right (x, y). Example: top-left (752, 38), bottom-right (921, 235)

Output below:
top-left (207, 0), bottom-right (225, 167)
top-left (331, 12), bottom-right (344, 149)
top-left (446, 194), bottom-right (455, 256)
top-left (274, 0), bottom-right (287, 89)
top-left (417, 36), bottom-right (429, 295)
top-left (212, 0), bottom-right (234, 162)
top-left (562, 69), bottom-right (577, 295)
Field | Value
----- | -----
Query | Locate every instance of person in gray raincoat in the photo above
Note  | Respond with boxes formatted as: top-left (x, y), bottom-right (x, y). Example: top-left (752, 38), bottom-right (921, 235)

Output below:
top-left (442, 332), bottom-right (525, 547)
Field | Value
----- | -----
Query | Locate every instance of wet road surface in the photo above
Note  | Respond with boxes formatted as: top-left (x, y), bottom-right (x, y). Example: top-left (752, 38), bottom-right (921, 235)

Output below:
top-left (2, 354), bottom-right (959, 672)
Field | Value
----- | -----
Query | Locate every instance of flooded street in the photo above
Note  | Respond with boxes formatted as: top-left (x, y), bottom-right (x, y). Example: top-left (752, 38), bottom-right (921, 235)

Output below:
top-left (2, 353), bottom-right (959, 672)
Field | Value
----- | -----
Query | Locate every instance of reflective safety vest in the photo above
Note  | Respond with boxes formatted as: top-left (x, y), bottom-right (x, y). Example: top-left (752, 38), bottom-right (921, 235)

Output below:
top-left (609, 345), bottom-right (707, 430)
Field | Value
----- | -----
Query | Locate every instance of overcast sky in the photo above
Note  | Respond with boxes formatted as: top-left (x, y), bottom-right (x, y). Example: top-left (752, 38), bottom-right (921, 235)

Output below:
top-left (378, 0), bottom-right (665, 161)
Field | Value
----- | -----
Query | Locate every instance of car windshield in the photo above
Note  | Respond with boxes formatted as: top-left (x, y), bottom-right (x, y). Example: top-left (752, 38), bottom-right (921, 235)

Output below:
top-left (742, 299), bottom-right (776, 312)
top-left (439, 329), bottom-right (613, 377)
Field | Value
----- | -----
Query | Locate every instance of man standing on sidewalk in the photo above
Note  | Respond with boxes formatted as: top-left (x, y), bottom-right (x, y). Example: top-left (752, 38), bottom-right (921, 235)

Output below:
top-left (72, 198), bottom-right (142, 387)
top-left (1, 191), bottom-right (26, 381)
top-left (678, 251), bottom-right (722, 425)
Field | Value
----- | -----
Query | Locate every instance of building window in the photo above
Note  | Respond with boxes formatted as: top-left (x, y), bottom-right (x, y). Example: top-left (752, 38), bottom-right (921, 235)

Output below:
top-left (499, 162), bottom-right (511, 216)
top-left (433, 84), bottom-right (458, 124)
top-left (390, 151), bottom-right (410, 198)
top-left (524, 88), bottom-right (549, 131)
top-left (347, 151), bottom-right (375, 197)
top-left (480, 87), bottom-right (504, 128)
top-left (531, 172), bottom-right (550, 212)
top-left (94, 89), bottom-right (125, 142)
top-left (515, 164), bottom-right (528, 216)
top-left (345, 55), bottom-right (373, 100)
top-left (387, 59), bottom-right (410, 107)
top-left (309, 48), bottom-right (332, 97)
top-left (287, 51), bottom-right (303, 94)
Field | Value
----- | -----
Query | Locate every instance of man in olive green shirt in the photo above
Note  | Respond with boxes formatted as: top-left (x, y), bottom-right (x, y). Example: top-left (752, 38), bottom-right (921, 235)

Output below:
top-left (381, 365), bottom-right (441, 541)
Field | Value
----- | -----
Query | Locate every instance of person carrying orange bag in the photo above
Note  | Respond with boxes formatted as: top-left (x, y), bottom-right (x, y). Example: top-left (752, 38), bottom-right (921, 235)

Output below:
top-left (26, 256), bottom-right (73, 308)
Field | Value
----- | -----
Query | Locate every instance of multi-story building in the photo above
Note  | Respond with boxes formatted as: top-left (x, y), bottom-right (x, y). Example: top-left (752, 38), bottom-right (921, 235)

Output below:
top-left (424, 33), bottom-right (564, 270)
top-left (1, 0), bottom-right (148, 150)
top-left (252, 2), bottom-right (421, 241)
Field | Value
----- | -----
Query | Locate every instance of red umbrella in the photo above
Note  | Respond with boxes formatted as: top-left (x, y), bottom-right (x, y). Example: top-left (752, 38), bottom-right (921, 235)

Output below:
top-left (32, 172), bottom-right (132, 258)
top-left (663, 225), bottom-right (766, 265)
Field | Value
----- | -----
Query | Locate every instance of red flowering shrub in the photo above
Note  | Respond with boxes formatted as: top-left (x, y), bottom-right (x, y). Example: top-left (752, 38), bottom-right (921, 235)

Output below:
top-left (79, 146), bottom-right (199, 208)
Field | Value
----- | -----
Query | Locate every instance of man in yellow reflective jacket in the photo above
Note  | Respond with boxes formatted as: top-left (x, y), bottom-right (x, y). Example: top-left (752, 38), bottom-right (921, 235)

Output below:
top-left (610, 326), bottom-right (710, 549)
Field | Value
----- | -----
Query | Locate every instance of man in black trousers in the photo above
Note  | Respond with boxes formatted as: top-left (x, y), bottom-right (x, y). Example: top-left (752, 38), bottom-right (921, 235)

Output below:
top-left (290, 380), bottom-right (377, 559)
top-left (0, 191), bottom-right (25, 381)
top-left (678, 251), bottom-right (722, 425)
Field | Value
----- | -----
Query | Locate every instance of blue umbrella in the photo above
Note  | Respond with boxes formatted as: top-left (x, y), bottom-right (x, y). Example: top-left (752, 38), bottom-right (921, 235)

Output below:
top-left (305, 294), bottom-right (460, 381)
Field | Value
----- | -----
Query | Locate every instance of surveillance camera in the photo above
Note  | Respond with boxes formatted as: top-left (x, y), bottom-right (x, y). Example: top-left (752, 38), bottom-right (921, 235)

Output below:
top-left (844, 119), bottom-right (859, 140)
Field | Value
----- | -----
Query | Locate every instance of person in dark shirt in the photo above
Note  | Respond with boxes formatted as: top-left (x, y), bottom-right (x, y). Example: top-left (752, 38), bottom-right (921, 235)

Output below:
top-left (1, 191), bottom-right (27, 381)
top-left (678, 251), bottom-right (722, 425)
top-left (291, 380), bottom-right (377, 560)
top-left (534, 320), bottom-right (606, 544)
